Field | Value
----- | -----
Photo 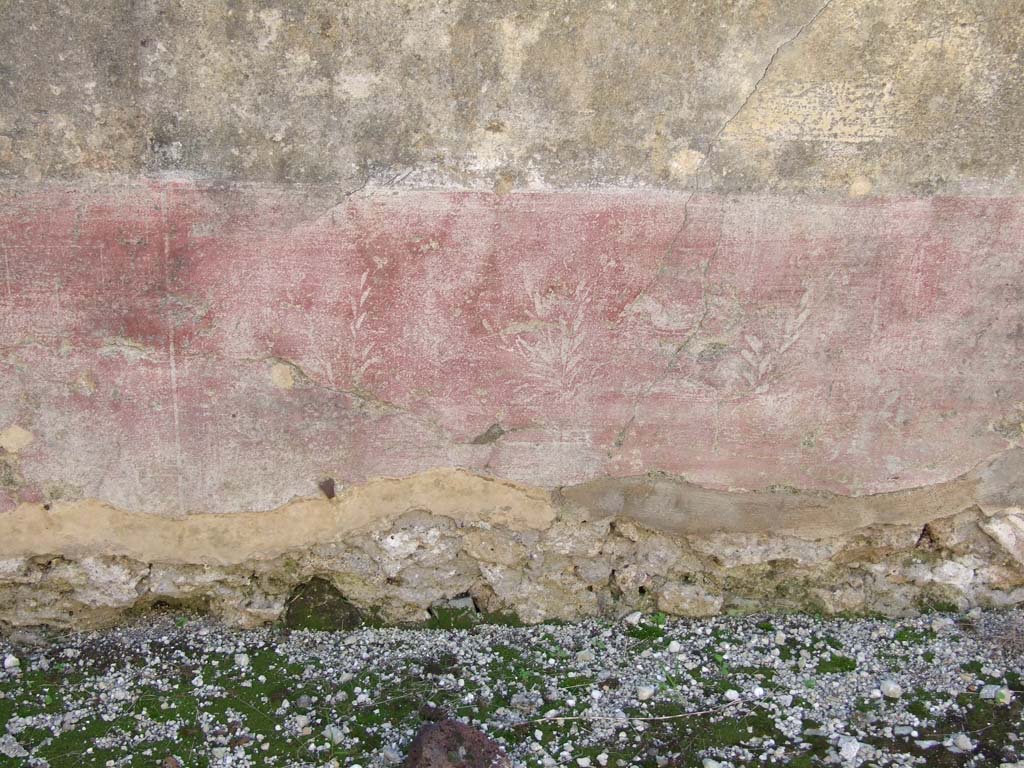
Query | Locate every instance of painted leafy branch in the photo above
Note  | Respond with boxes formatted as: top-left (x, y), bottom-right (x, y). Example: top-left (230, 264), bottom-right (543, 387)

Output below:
top-left (780, 287), bottom-right (812, 353)
top-left (493, 281), bottom-right (594, 404)
top-left (740, 333), bottom-right (773, 392)
top-left (349, 266), bottom-right (383, 383)
top-left (740, 287), bottom-right (812, 394)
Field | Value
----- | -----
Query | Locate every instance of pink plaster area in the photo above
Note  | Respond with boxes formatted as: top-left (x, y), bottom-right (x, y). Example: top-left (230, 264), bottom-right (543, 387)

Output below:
top-left (0, 181), bottom-right (1022, 514)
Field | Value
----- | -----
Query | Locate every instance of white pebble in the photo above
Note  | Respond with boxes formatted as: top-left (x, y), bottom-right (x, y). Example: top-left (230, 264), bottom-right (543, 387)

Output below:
top-left (880, 680), bottom-right (902, 699)
top-left (636, 685), bottom-right (656, 701)
top-left (624, 611), bottom-right (643, 626)
top-left (838, 736), bottom-right (862, 761)
top-left (667, 640), bottom-right (681, 654)
top-left (2, 655), bottom-right (19, 671)
top-left (724, 689), bottom-right (740, 702)
top-left (234, 653), bottom-right (250, 669)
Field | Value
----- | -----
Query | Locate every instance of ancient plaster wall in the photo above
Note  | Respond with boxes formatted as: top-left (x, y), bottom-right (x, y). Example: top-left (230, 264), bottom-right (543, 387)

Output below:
top-left (1, 0), bottom-right (1023, 626)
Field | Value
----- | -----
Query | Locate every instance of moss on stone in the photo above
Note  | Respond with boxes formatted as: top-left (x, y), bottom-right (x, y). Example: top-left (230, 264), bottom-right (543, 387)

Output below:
top-left (282, 577), bottom-right (362, 631)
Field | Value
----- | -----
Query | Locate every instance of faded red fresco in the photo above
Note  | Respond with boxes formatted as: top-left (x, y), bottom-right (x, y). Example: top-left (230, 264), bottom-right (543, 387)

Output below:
top-left (1, 181), bottom-right (1022, 514)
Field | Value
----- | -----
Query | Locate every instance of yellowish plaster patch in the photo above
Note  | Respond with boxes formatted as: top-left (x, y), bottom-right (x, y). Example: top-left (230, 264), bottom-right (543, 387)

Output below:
top-left (728, 80), bottom-right (896, 144)
top-left (270, 362), bottom-right (295, 390)
top-left (669, 147), bottom-right (706, 179)
top-left (0, 425), bottom-right (34, 453)
top-left (0, 469), bottom-right (556, 565)
top-left (849, 176), bottom-right (873, 197)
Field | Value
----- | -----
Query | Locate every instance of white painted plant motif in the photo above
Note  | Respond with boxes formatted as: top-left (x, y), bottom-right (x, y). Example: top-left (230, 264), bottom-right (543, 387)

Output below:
top-left (740, 333), bottom-right (772, 394)
top-left (740, 286), bottom-right (812, 394)
top-left (348, 262), bottom-right (384, 385)
top-left (487, 281), bottom-right (594, 405)
top-left (297, 259), bottom-right (384, 389)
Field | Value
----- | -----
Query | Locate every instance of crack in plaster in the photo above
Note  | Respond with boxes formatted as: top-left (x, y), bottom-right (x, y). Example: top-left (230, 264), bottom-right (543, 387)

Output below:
top-left (714, 0), bottom-right (839, 149)
top-left (612, 0), bottom-right (839, 458)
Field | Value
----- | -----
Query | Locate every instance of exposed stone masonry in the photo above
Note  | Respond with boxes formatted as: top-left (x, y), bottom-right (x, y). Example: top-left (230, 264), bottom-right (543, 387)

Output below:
top-left (2, 456), bottom-right (1022, 628)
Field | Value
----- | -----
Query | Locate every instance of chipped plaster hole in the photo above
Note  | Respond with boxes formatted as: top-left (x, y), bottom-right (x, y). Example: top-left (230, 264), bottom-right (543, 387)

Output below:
top-left (318, 477), bottom-right (336, 499)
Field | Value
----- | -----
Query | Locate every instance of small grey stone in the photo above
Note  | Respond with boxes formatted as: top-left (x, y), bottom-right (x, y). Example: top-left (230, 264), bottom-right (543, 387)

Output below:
top-left (880, 680), bottom-right (902, 699)
top-left (7, 630), bottom-right (46, 649)
top-left (838, 736), bottom-right (862, 761)
top-left (0, 735), bottom-right (27, 759)
top-left (511, 691), bottom-right (542, 713)
top-left (953, 733), bottom-right (974, 751)
top-left (445, 596), bottom-right (477, 612)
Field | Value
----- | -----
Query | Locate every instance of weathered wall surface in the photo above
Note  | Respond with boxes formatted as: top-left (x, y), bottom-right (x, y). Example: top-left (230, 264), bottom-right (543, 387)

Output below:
top-left (1, 0), bottom-right (1023, 626)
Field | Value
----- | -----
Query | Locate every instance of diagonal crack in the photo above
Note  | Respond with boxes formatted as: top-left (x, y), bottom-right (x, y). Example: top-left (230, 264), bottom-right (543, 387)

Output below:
top-left (613, 245), bottom-right (718, 450)
top-left (713, 0), bottom-right (837, 153)
top-left (612, 0), bottom-right (837, 457)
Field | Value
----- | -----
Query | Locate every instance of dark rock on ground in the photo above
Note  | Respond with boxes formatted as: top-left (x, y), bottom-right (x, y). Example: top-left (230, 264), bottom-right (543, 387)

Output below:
top-left (403, 719), bottom-right (512, 768)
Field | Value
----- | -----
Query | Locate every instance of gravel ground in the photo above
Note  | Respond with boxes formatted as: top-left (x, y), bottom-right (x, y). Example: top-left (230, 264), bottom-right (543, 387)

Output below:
top-left (1, 608), bottom-right (1022, 767)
